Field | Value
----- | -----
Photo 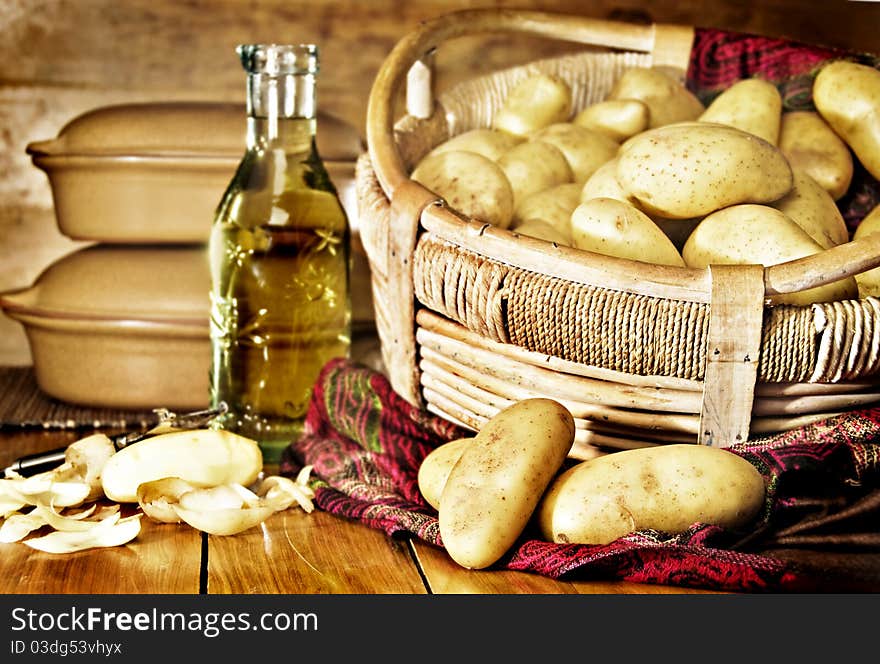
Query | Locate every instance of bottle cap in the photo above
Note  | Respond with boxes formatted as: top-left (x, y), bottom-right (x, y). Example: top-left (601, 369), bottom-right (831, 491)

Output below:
top-left (237, 44), bottom-right (319, 76)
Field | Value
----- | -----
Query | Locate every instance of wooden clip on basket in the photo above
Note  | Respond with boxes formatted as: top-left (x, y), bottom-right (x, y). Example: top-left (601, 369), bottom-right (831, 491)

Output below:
top-left (356, 8), bottom-right (880, 459)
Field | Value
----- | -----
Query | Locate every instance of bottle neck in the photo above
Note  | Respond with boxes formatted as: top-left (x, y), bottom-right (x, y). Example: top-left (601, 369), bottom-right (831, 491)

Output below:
top-left (246, 72), bottom-right (317, 151)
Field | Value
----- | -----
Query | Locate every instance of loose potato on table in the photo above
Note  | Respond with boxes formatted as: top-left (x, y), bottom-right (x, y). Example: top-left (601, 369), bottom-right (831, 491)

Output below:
top-left (439, 398), bottom-right (575, 570)
top-left (616, 121), bottom-right (793, 219)
top-left (529, 122), bottom-right (619, 184)
top-left (682, 203), bottom-right (858, 305)
top-left (778, 110), bottom-right (854, 201)
top-left (607, 66), bottom-right (705, 129)
top-left (572, 98), bottom-right (650, 142)
top-left (497, 139), bottom-right (573, 208)
top-left (698, 77), bottom-right (783, 145)
top-left (411, 149), bottom-right (515, 229)
top-left (813, 59), bottom-right (880, 181)
top-left (493, 72), bottom-right (573, 137)
top-left (570, 197), bottom-right (686, 266)
top-left (417, 437), bottom-right (472, 510)
top-left (536, 444), bottom-right (766, 546)
top-left (425, 127), bottom-right (524, 162)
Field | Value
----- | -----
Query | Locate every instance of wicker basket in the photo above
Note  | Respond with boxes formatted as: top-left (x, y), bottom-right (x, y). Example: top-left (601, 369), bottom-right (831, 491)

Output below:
top-left (356, 8), bottom-right (880, 459)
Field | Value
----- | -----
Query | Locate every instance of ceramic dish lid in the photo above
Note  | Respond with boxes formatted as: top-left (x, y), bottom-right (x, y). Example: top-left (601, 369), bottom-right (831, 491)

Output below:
top-left (0, 244), bottom-right (210, 323)
top-left (26, 101), bottom-right (364, 162)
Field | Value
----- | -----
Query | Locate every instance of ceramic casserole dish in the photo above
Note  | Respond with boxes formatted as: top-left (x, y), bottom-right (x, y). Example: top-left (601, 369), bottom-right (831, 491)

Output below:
top-left (26, 101), bottom-right (365, 244)
top-left (0, 244), bottom-right (211, 410)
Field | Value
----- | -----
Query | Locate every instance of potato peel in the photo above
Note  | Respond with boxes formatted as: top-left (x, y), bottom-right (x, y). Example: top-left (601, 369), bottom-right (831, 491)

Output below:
top-left (33, 504), bottom-right (119, 533)
top-left (171, 504), bottom-right (277, 536)
top-left (136, 477), bottom-right (199, 524)
top-left (0, 476), bottom-right (91, 511)
top-left (137, 472), bottom-right (316, 536)
top-left (24, 513), bottom-right (142, 554)
top-left (0, 509), bottom-right (47, 543)
top-left (257, 473), bottom-right (316, 513)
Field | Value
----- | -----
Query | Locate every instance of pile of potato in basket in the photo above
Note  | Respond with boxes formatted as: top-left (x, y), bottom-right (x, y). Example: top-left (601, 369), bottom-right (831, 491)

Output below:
top-left (410, 60), bottom-right (880, 306)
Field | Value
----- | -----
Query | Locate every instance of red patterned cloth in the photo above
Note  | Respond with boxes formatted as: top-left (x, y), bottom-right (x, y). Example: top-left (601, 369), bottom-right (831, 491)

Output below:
top-left (281, 358), bottom-right (880, 593)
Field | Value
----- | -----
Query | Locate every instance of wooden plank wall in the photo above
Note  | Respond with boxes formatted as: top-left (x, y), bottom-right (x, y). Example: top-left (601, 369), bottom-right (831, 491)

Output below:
top-left (2, 0), bottom-right (880, 366)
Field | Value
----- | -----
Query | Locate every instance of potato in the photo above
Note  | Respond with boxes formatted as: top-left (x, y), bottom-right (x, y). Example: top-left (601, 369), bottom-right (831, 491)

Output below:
top-left (537, 444), bottom-right (765, 545)
top-left (682, 204), bottom-right (858, 305)
top-left (101, 429), bottom-right (263, 503)
top-left (579, 157), bottom-right (632, 204)
top-left (771, 167), bottom-right (849, 249)
top-left (570, 197), bottom-right (686, 266)
top-left (426, 128), bottom-right (524, 162)
top-left (852, 203), bottom-right (880, 297)
top-left (411, 149), bottom-right (515, 228)
top-left (439, 398), bottom-right (575, 569)
top-left (616, 121), bottom-right (793, 219)
top-left (512, 219), bottom-right (572, 245)
top-left (580, 159), bottom-right (700, 250)
top-left (497, 140), bottom-right (572, 208)
top-left (417, 438), bottom-right (472, 510)
top-left (512, 181), bottom-right (580, 240)
top-left (607, 66), bottom-right (705, 128)
top-left (698, 77), bottom-right (782, 145)
top-left (529, 123), bottom-right (619, 184)
top-left (813, 59), bottom-right (880, 181)
top-left (572, 98), bottom-right (650, 142)
top-left (778, 111), bottom-right (854, 200)
top-left (493, 73), bottom-right (572, 137)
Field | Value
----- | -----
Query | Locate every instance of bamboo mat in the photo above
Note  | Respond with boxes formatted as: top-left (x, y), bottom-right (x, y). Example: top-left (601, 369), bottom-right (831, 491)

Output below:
top-left (0, 366), bottom-right (159, 430)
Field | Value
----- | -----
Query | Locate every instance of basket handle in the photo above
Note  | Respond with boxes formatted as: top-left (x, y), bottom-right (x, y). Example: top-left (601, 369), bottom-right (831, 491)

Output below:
top-left (366, 8), bottom-right (695, 199)
top-left (764, 230), bottom-right (880, 299)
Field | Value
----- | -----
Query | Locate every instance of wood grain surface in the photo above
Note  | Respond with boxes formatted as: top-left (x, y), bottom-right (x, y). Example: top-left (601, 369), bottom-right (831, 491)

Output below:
top-left (205, 508), bottom-right (427, 594)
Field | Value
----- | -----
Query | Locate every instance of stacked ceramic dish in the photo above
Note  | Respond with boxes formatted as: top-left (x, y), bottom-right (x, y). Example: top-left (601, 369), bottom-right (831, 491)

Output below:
top-left (2, 102), bottom-right (366, 410)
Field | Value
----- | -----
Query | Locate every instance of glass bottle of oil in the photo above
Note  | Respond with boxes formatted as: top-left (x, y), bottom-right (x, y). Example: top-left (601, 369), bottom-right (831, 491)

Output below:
top-left (209, 43), bottom-right (351, 463)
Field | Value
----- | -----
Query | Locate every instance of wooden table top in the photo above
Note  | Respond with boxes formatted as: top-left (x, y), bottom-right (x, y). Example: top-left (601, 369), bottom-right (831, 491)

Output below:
top-left (0, 427), bottom-right (726, 595)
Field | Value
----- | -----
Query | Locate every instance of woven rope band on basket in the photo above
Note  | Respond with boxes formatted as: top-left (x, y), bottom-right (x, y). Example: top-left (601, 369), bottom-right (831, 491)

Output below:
top-left (356, 9), bottom-right (880, 457)
top-left (411, 234), bottom-right (880, 384)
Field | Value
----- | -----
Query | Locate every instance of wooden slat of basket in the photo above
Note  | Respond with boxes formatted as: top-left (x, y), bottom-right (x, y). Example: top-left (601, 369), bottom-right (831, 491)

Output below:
top-left (699, 264), bottom-right (765, 446)
top-left (420, 348), bottom-right (700, 439)
top-left (421, 350), bottom-right (857, 446)
top-left (384, 180), bottom-right (441, 404)
top-left (417, 318), bottom-right (880, 427)
top-left (417, 308), bottom-right (878, 397)
top-left (419, 353), bottom-right (700, 434)
top-left (421, 367), bottom-right (696, 443)
top-left (416, 327), bottom-right (703, 413)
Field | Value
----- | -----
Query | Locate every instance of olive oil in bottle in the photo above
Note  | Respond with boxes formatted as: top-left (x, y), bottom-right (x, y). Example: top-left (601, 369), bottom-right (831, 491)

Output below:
top-left (209, 44), bottom-right (351, 463)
